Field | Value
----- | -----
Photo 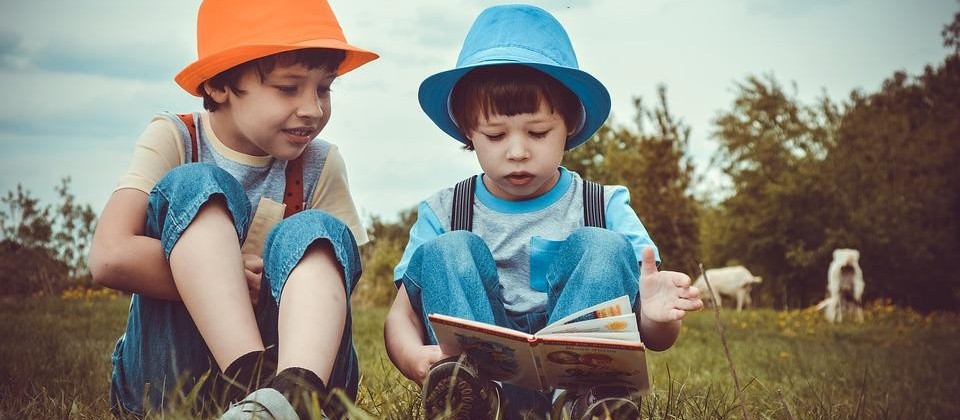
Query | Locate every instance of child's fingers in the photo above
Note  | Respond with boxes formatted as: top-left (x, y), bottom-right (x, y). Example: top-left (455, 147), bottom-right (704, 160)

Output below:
top-left (244, 268), bottom-right (261, 304)
top-left (669, 272), bottom-right (691, 288)
top-left (676, 297), bottom-right (703, 311)
top-left (668, 308), bottom-right (687, 321)
top-left (242, 254), bottom-right (264, 274)
top-left (640, 246), bottom-right (658, 276)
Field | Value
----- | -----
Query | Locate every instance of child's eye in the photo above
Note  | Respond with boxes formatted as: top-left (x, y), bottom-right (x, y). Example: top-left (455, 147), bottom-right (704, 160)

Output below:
top-left (529, 130), bottom-right (550, 138)
top-left (482, 132), bottom-right (505, 141)
top-left (276, 86), bottom-right (298, 94)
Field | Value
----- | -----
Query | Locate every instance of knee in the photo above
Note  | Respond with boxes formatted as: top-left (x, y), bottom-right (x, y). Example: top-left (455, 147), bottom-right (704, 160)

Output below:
top-left (410, 231), bottom-right (495, 288)
top-left (549, 228), bottom-right (639, 291)
top-left (146, 164), bottom-right (251, 251)
top-left (427, 230), bottom-right (485, 254)
top-left (159, 163), bottom-right (243, 197)
top-left (563, 227), bottom-right (634, 262)
top-left (153, 164), bottom-right (249, 218)
top-left (266, 210), bottom-right (351, 247)
top-left (263, 210), bottom-right (361, 294)
top-left (422, 231), bottom-right (490, 268)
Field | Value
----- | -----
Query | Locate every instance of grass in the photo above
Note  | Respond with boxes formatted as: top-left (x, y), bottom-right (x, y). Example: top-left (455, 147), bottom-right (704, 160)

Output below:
top-left (1, 292), bottom-right (958, 419)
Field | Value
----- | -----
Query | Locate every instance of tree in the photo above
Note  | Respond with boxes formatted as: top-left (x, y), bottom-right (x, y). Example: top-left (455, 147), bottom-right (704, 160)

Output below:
top-left (0, 179), bottom-right (97, 294)
top-left (0, 184), bottom-right (53, 249)
top-left (707, 75), bottom-right (841, 308)
top-left (706, 25), bottom-right (960, 310)
top-left (943, 9), bottom-right (960, 54)
top-left (51, 178), bottom-right (97, 281)
top-left (824, 55), bottom-right (960, 309)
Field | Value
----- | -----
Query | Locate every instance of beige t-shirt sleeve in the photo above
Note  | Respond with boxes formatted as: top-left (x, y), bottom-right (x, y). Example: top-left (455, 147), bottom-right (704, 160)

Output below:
top-left (115, 116), bottom-right (185, 193)
top-left (310, 145), bottom-right (369, 246)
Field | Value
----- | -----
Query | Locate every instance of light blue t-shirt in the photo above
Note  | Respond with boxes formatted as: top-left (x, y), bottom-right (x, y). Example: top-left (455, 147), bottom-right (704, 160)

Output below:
top-left (394, 167), bottom-right (658, 314)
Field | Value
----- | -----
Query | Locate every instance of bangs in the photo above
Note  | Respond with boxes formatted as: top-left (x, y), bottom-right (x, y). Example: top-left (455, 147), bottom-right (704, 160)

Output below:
top-left (450, 65), bottom-right (581, 143)
top-left (202, 48), bottom-right (347, 111)
top-left (469, 81), bottom-right (549, 124)
top-left (254, 48), bottom-right (347, 78)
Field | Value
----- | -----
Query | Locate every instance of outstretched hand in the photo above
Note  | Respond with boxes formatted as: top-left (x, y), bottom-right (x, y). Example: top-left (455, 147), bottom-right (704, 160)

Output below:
top-left (639, 247), bottom-right (703, 323)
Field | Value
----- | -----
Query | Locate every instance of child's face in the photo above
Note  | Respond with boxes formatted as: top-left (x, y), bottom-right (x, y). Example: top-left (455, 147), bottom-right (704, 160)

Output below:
top-left (468, 101), bottom-right (568, 201)
top-left (207, 63), bottom-right (335, 160)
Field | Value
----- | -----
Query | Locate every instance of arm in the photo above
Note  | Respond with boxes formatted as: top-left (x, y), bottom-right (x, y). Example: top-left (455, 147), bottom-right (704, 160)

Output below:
top-left (603, 186), bottom-right (700, 350)
top-left (384, 285), bottom-right (450, 385)
top-left (385, 201), bottom-right (450, 384)
top-left (88, 117), bottom-right (185, 300)
top-left (89, 188), bottom-right (182, 300)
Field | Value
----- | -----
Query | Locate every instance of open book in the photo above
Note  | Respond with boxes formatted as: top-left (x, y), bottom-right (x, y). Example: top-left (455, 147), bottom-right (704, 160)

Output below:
top-left (429, 295), bottom-right (649, 393)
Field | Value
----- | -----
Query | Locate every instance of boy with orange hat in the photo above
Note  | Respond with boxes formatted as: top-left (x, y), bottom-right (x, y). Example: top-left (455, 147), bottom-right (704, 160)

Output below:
top-left (385, 4), bottom-right (703, 419)
top-left (89, 0), bottom-right (377, 418)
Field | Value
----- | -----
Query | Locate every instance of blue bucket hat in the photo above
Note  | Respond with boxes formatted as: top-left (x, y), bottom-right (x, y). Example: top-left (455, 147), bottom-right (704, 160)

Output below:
top-left (418, 4), bottom-right (611, 150)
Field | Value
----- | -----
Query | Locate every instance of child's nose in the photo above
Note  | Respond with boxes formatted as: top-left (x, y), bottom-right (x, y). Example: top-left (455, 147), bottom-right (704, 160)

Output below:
top-left (296, 94), bottom-right (324, 119)
top-left (505, 137), bottom-right (529, 160)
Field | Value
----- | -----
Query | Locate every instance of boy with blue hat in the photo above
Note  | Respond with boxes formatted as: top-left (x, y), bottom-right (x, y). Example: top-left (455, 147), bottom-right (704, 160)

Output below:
top-left (89, 0), bottom-right (377, 418)
top-left (384, 4), bottom-right (703, 419)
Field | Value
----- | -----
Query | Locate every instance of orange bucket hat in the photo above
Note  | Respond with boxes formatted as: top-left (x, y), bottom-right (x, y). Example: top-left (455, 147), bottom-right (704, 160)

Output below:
top-left (175, 0), bottom-right (379, 96)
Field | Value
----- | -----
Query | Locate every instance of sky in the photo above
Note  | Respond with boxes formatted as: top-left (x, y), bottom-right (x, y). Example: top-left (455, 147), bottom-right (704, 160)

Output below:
top-left (0, 0), bottom-right (956, 223)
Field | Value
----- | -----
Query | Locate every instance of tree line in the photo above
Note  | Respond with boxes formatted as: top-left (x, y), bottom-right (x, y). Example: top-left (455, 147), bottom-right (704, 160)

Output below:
top-left (0, 179), bottom-right (96, 295)
top-left (4, 13), bottom-right (957, 311)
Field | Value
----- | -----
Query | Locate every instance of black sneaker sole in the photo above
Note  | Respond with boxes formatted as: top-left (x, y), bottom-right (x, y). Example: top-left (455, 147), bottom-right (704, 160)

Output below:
top-left (422, 355), bottom-right (505, 420)
top-left (423, 371), bottom-right (477, 420)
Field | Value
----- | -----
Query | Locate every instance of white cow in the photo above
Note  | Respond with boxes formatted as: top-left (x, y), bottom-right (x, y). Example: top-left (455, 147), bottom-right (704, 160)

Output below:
top-left (816, 248), bottom-right (865, 323)
top-left (693, 265), bottom-right (762, 311)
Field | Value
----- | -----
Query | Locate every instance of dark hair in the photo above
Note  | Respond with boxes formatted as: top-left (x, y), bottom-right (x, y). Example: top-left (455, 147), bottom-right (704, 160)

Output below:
top-left (449, 65), bottom-right (582, 150)
top-left (200, 48), bottom-right (347, 111)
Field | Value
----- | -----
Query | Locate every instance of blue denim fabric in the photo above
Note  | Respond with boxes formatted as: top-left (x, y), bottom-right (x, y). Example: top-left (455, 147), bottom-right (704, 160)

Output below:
top-left (109, 163), bottom-right (361, 417)
top-left (401, 227), bottom-right (640, 418)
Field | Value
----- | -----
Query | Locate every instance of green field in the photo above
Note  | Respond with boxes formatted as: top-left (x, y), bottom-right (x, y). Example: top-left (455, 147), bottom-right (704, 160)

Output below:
top-left (1, 292), bottom-right (958, 419)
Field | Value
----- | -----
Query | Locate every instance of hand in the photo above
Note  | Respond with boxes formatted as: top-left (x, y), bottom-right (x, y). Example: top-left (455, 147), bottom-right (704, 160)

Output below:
top-left (639, 247), bottom-right (703, 323)
top-left (241, 253), bottom-right (263, 305)
top-left (403, 344), bottom-right (457, 386)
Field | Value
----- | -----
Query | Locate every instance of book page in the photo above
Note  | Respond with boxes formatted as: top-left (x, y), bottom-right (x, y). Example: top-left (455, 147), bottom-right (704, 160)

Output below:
top-left (429, 314), bottom-right (543, 389)
top-left (536, 339), bottom-right (649, 392)
top-left (539, 295), bottom-right (634, 335)
top-left (539, 331), bottom-right (640, 341)
top-left (536, 313), bottom-right (639, 337)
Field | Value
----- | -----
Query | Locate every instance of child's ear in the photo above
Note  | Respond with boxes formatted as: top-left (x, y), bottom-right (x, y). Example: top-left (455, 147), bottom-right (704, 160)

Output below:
top-left (203, 82), bottom-right (229, 105)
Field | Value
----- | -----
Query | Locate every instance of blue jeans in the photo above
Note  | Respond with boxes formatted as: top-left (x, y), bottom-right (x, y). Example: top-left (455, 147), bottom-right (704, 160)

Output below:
top-left (109, 163), bottom-right (362, 417)
top-left (401, 228), bottom-right (640, 418)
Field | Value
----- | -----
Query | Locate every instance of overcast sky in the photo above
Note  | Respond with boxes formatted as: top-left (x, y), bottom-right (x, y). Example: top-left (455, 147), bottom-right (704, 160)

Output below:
top-left (0, 0), bottom-right (955, 223)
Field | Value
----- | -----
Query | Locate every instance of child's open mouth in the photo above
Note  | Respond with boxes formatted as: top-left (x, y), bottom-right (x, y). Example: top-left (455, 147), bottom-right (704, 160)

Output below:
top-left (282, 128), bottom-right (314, 144)
top-left (505, 173), bottom-right (534, 186)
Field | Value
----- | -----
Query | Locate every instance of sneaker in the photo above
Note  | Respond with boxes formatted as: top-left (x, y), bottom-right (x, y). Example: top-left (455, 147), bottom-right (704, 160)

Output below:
top-left (422, 354), bottom-right (501, 420)
top-left (218, 388), bottom-right (299, 420)
top-left (553, 387), bottom-right (641, 420)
